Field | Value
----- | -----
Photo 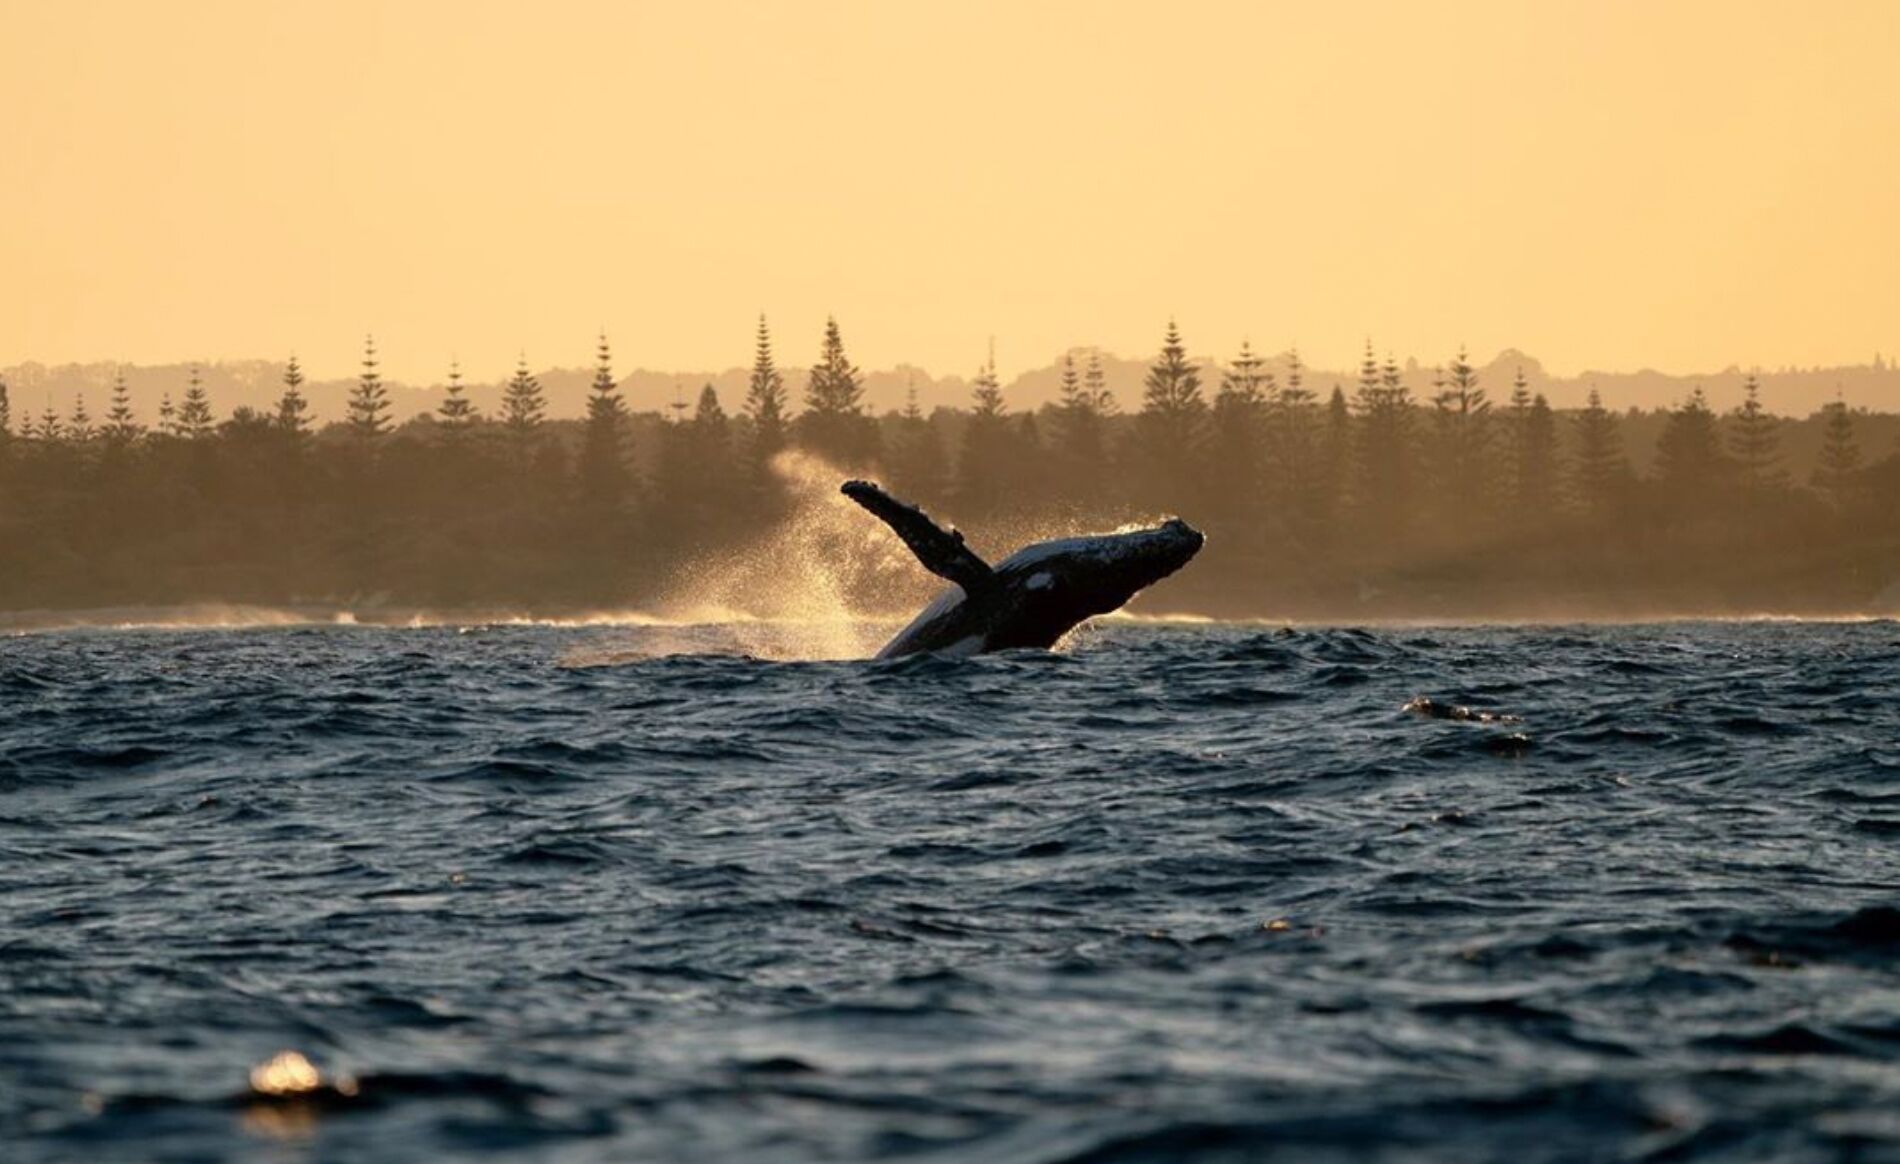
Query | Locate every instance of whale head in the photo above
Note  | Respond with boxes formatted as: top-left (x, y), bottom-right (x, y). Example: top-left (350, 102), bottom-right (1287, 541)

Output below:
top-left (989, 517), bottom-right (1206, 642)
top-left (1086, 517), bottom-right (1206, 604)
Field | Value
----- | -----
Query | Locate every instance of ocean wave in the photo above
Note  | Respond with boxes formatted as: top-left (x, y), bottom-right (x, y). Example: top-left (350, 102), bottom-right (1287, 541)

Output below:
top-left (7, 620), bottom-right (1900, 1162)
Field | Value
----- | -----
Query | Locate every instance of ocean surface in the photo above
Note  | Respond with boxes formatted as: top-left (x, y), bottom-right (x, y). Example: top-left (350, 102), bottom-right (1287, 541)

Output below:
top-left (5, 619), bottom-right (1900, 1163)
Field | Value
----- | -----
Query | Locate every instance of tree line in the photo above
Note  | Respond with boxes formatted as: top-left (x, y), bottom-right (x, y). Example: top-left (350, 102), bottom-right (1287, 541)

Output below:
top-left (0, 317), bottom-right (1893, 618)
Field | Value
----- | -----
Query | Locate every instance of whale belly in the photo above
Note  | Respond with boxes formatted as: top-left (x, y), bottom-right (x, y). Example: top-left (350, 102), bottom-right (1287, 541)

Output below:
top-left (874, 586), bottom-right (985, 659)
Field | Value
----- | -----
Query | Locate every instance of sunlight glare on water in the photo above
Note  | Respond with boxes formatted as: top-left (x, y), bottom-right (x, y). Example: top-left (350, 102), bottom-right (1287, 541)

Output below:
top-left (248, 1051), bottom-right (323, 1097)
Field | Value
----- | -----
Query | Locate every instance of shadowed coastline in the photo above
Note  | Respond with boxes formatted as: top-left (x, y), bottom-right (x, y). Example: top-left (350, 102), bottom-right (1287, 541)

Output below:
top-left (0, 328), bottom-right (1892, 624)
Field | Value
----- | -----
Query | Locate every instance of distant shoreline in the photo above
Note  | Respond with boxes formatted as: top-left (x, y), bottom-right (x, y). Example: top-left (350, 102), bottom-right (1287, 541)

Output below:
top-left (5, 601), bottom-right (1894, 636)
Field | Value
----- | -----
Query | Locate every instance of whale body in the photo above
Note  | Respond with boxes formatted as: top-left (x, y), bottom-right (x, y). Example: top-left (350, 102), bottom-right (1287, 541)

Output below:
top-left (840, 480), bottom-right (1204, 659)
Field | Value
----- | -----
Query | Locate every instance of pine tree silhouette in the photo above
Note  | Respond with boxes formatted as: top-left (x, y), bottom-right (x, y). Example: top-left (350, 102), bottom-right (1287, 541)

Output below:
top-left (649, 382), bottom-right (732, 533)
top-left (438, 359), bottom-right (477, 431)
top-left (1085, 349), bottom-right (1118, 416)
top-left (1353, 340), bottom-right (1417, 539)
top-left (796, 315), bottom-right (876, 466)
top-left (276, 355), bottom-right (311, 435)
top-left (1508, 366), bottom-right (1532, 414)
top-left (956, 352), bottom-right (1012, 517)
top-left (178, 367), bottom-right (216, 440)
top-left (1504, 367), bottom-right (1558, 516)
top-left (1727, 373), bottom-right (1784, 490)
top-left (348, 336), bottom-right (392, 439)
top-left (744, 314), bottom-right (789, 466)
top-left (1518, 393), bottom-right (1558, 513)
top-left (579, 333), bottom-right (630, 508)
top-left (1140, 321), bottom-right (1205, 424)
top-left (1811, 393), bottom-right (1861, 508)
top-left (1425, 346), bottom-right (1491, 522)
top-left (1054, 351), bottom-right (1108, 507)
top-left (67, 394), bottom-right (94, 443)
top-left (1209, 339), bottom-right (1270, 521)
top-left (889, 377), bottom-right (949, 506)
top-left (1012, 411), bottom-right (1046, 504)
top-left (1057, 351), bottom-right (1082, 410)
top-left (692, 382), bottom-right (732, 483)
top-left (1571, 386), bottom-right (1626, 517)
top-left (35, 400), bottom-right (63, 443)
top-left (1654, 386), bottom-right (1727, 504)
top-left (969, 354), bottom-right (1005, 417)
top-left (689, 383), bottom-right (734, 529)
top-left (1318, 385), bottom-right (1352, 528)
top-left (1269, 348), bottom-right (1318, 517)
top-left (502, 355), bottom-right (547, 443)
top-left (1132, 319), bottom-right (1207, 509)
top-left (104, 371), bottom-right (142, 447)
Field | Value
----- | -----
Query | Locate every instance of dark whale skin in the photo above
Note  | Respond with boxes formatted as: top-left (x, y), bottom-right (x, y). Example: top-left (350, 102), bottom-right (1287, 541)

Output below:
top-left (841, 480), bottom-right (1204, 659)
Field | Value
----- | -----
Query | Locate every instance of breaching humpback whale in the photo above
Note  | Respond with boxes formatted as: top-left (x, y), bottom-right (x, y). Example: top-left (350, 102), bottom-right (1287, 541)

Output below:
top-left (841, 479), bottom-right (1204, 659)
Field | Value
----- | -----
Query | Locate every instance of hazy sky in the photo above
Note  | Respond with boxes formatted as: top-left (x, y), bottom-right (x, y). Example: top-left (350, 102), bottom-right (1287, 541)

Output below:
top-left (4, 1), bottom-right (1897, 384)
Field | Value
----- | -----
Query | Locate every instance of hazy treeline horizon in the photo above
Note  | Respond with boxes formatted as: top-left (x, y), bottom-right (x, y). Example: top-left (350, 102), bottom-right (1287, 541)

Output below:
top-left (8, 338), bottom-right (1900, 426)
top-left (0, 318), bottom-right (1895, 622)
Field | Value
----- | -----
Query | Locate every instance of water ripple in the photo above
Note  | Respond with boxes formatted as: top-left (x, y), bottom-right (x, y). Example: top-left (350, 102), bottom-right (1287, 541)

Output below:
top-left (4, 621), bottom-right (1900, 1160)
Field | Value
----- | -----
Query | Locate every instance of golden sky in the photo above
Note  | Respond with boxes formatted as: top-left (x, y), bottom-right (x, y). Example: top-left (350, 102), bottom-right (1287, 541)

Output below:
top-left (3, 0), bottom-right (1896, 384)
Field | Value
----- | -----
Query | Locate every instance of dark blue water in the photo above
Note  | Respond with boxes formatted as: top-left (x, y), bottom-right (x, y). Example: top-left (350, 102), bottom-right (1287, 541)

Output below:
top-left (6, 620), bottom-right (1900, 1162)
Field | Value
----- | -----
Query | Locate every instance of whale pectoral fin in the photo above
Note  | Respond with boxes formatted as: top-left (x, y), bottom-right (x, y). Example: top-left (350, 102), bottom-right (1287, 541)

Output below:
top-left (841, 480), bottom-right (996, 594)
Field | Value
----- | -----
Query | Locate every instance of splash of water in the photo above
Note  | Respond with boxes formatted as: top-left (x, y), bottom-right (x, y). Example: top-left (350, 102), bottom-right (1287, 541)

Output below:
top-left (634, 451), bottom-right (935, 660)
